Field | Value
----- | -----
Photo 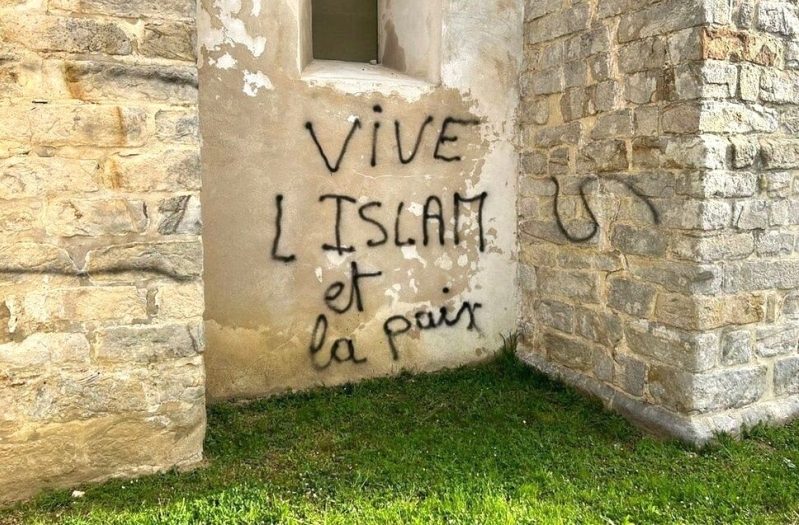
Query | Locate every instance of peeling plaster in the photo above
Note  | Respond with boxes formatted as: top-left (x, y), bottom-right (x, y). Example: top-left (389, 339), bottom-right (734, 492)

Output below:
top-left (201, 0), bottom-right (267, 60)
top-left (243, 70), bottom-right (274, 96)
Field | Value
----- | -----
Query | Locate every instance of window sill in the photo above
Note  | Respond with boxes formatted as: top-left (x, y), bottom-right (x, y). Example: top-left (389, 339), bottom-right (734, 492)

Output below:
top-left (301, 60), bottom-right (436, 100)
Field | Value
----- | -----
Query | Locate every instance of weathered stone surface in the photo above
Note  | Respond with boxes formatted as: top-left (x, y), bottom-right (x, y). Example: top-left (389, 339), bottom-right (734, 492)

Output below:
top-left (156, 284), bottom-right (205, 320)
top-left (724, 261), bottom-right (799, 292)
top-left (575, 308), bottom-right (622, 347)
top-left (625, 320), bottom-right (719, 372)
top-left (721, 329), bottom-right (752, 366)
top-left (8, 287), bottom-right (148, 331)
top-left (157, 195), bottom-right (202, 235)
top-left (94, 324), bottom-right (202, 364)
top-left (155, 110), bottom-right (199, 144)
top-left (774, 357), bottom-right (799, 396)
top-left (538, 268), bottom-right (600, 303)
top-left (614, 352), bottom-right (647, 397)
top-left (101, 150), bottom-right (200, 192)
top-left (537, 300), bottom-right (574, 333)
top-left (0, 243), bottom-right (76, 275)
top-left (629, 260), bottom-right (722, 294)
top-left (543, 331), bottom-right (595, 372)
top-left (0, 157), bottom-right (98, 199)
top-left (611, 224), bottom-right (667, 257)
top-left (655, 293), bottom-right (762, 331)
top-left (49, 0), bottom-right (196, 19)
top-left (0, 14), bottom-right (131, 55)
top-left (30, 106), bottom-right (147, 148)
top-left (618, 0), bottom-right (707, 43)
top-left (84, 241), bottom-right (203, 282)
top-left (608, 277), bottom-right (656, 317)
top-left (141, 21), bottom-right (197, 61)
top-left (760, 139), bottom-right (799, 169)
top-left (755, 324), bottom-right (799, 358)
top-left (63, 62), bottom-right (197, 103)
top-left (0, 333), bottom-right (89, 369)
top-left (649, 365), bottom-right (767, 414)
top-left (45, 199), bottom-right (147, 237)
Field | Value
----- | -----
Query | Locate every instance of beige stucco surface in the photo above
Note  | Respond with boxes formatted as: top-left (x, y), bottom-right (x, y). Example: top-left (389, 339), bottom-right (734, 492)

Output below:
top-left (199, 0), bottom-right (522, 400)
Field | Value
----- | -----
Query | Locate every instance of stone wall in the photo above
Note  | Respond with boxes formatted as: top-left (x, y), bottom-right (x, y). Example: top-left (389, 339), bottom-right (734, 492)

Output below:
top-left (0, 0), bottom-right (205, 503)
top-left (518, 0), bottom-right (799, 442)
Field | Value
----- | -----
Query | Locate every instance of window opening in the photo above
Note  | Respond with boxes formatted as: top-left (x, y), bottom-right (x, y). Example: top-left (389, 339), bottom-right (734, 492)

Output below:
top-left (312, 0), bottom-right (378, 63)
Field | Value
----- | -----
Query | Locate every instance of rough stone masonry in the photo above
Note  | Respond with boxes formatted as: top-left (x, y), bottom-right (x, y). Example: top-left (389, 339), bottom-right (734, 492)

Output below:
top-left (518, 0), bottom-right (799, 443)
top-left (0, 0), bottom-right (205, 504)
top-left (0, 0), bottom-right (798, 506)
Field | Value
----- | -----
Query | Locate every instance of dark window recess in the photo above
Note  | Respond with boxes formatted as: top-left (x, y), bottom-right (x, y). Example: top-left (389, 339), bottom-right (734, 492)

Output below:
top-left (312, 0), bottom-right (378, 63)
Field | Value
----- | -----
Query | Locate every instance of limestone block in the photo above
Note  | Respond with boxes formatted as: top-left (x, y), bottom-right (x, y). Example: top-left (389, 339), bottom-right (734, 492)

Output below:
top-left (721, 329), bottom-right (752, 366)
top-left (760, 139), bottom-right (799, 169)
top-left (155, 109), bottom-right (199, 144)
top-left (760, 69), bottom-right (799, 104)
top-left (0, 243), bottom-right (76, 275)
top-left (576, 140), bottom-right (628, 173)
top-left (48, 0), bottom-right (196, 19)
top-left (607, 277), bottom-right (656, 317)
top-left (618, 0), bottom-right (707, 43)
top-left (699, 101), bottom-right (778, 134)
top-left (729, 135), bottom-right (758, 168)
top-left (755, 231), bottom-right (794, 257)
top-left (0, 104), bottom-right (32, 144)
top-left (654, 293), bottom-right (762, 331)
top-left (538, 268), bottom-right (601, 304)
top-left (611, 224), bottom-right (667, 257)
top-left (774, 356), bottom-right (799, 396)
top-left (649, 365), bottom-right (767, 414)
top-left (0, 156), bottom-right (98, 199)
top-left (669, 232), bottom-right (755, 262)
top-left (531, 67), bottom-right (563, 95)
top-left (526, 4), bottom-right (590, 45)
top-left (628, 259), bottom-right (722, 294)
top-left (770, 199), bottom-right (799, 226)
top-left (101, 150), bottom-right (200, 192)
top-left (155, 283), bottom-right (205, 320)
top-left (46, 198), bottom-right (147, 237)
top-left (0, 199), bottom-right (42, 233)
top-left (565, 27), bottom-right (611, 62)
top-left (724, 260), bottom-right (799, 292)
top-left (84, 241), bottom-right (203, 283)
top-left (543, 331), bottom-right (596, 372)
top-left (94, 323), bottom-right (203, 364)
top-left (619, 37), bottom-right (669, 74)
top-left (662, 103), bottom-right (702, 134)
top-left (625, 320), bottom-right (720, 373)
top-left (0, 333), bottom-right (89, 369)
top-left (575, 307), bottom-right (623, 348)
top-left (591, 110), bottom-right (633, 139)
top-left (537, 299), bottom-right (574, 333)
top-left (525, 0), bottom-right (562, 22)
top-left (8, 287), bottom-right (148, 331)
top-left (534, 122), bottom-right (582, 148)
top-left (614, 352), bottom-right (647, 397)
top-left (625, 71), bottom-right (659, 104)
top-left (30, 105), bottom-right (147, 148)
top-left (141, 21), bottom-right (197, 62)
top-left (733, 200), bottom-right (770, 230)
top-left (0, 14), bottom-right (131, 55)
top-left (157, 195), bottom-right (202, 235)
top-left (63, 61), bottom-right (197, 103)
top-left (757, 2), bottom-right (799, 36)
top-left (661, 199), bottom-right (731, 230)
top-left (755, 323), bottom-right (799, 358)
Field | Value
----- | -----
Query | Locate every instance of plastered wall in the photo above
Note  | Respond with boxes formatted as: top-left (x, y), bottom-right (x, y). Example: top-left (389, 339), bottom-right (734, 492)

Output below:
top-left (199, 0), bottom-right (523, 400)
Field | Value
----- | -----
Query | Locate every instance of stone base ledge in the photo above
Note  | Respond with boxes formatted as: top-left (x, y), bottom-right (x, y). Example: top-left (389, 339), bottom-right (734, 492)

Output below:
top-left (519, 349), bottom-right (799, 446)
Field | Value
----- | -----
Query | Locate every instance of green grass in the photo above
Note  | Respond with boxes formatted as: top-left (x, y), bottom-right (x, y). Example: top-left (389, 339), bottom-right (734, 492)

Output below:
top-left (2, 345), bottom-right (799, 524)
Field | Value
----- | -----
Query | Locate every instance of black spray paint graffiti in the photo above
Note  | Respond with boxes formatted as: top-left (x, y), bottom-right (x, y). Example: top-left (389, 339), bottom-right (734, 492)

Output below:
top-left (305, 113), bottom-right (480, 173)
top-left (271, 192), bottom-right (490, 262)
top-left (293, 111), bottom-right (487, 369)
top-left (551, 176), bottom-right (660, 243)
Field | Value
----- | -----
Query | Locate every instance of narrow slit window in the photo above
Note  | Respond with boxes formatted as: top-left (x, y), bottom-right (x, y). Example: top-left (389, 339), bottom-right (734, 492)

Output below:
top-left (312, 0), bottom-right (378, 63)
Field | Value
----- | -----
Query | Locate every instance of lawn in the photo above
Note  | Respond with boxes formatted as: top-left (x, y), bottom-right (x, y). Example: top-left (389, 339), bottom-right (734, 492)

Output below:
top-left (2, 346), bottom-right (799, 525)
